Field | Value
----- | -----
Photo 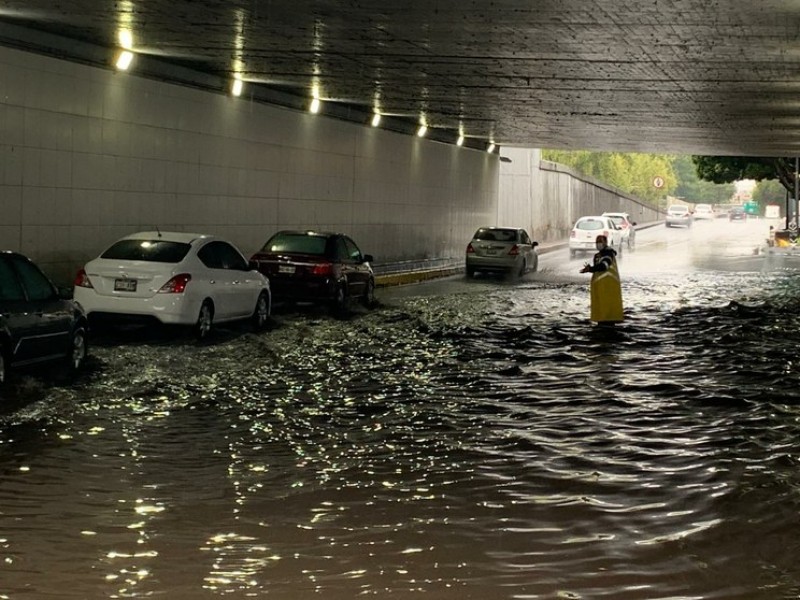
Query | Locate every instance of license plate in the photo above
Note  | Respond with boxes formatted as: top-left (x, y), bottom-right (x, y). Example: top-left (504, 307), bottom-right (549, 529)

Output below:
top-left (114, 278), bottom-right (137, 292)
top-left (278, 265), bottom-right (295, 274)
top-left (484, 249), bottom-right (497, 255)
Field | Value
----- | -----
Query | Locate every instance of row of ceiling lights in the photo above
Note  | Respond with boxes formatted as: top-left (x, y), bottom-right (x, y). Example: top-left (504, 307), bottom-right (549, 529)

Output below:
top-left (113, 36), bottom-right (498, 154)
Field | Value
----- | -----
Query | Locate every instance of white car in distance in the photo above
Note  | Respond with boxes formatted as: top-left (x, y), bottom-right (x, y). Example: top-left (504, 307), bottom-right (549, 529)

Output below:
top-left (665, 205), bottom-right (693, 228)
top-left (74, 231), bottom-right (271, 339)
top-left (569, 216), bottom-right (624, 258)
top-left (602, 212), bottom-right (637, 250)
top-left (692, 203), bottom-right (714, 220)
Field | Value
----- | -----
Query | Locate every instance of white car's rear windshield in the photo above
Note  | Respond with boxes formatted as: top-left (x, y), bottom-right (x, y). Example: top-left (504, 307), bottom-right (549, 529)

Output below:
top-left (473, 228), bottom-right (517, 242)
top-left (263, 233), bottom-right (328, 255)
top-left (100, 240), bottom-right (191, 263)
top-left (576, 219), bottom-right (605, 230)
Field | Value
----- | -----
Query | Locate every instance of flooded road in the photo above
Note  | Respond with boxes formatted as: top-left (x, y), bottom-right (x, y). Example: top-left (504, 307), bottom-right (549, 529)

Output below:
top-left (3, 217), bottom-right (800, 599)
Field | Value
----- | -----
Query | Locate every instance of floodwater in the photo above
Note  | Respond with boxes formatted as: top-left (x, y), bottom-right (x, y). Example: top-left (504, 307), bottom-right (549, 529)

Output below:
top-left (3, 218), bottom-right (800, 599)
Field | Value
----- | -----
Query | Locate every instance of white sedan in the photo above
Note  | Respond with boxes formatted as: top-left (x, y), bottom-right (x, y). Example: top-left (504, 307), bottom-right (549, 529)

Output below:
top-left (73, 231), bottom-right (271, 339)
top-left (569, 216), bottom-right (624, 258)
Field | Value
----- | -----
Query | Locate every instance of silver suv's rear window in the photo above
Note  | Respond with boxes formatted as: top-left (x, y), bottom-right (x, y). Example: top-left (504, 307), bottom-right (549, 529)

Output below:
top-left (473, 228), bottom-right (517, 242)
top-left (100, 240), bottom-right (191, 263)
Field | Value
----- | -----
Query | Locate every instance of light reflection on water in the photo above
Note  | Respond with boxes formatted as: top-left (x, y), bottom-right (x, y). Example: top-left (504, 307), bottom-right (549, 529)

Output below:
top-left (3, 244), bottom-right (800, 597)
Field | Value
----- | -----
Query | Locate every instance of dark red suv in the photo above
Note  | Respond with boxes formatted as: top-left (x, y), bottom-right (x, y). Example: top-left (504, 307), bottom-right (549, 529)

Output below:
top-left (250, 231), bottom-right (375, 313)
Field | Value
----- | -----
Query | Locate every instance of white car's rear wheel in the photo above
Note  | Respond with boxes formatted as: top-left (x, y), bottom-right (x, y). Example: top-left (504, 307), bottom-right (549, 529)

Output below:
top-left (195, 301), bottom-right (214, 340)
top-left (251, 292), bottom-right (270, 331)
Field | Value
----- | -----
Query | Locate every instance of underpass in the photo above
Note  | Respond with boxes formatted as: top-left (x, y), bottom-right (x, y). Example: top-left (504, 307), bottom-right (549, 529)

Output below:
top-left (2, 3), bottom-right (800, 598)
top-left (3, 215), bottom-right (800, 599)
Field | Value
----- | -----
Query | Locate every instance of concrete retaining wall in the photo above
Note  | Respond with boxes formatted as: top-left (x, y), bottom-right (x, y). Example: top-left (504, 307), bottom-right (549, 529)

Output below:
top-left (1, 44), bottom-right (664, 288)
top-left (0, 45), bottom-right (498, 286)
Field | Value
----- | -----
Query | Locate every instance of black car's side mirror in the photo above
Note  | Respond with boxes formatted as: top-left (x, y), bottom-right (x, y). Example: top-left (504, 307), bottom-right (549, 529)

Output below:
top-left (57, 286), bottom-right (73, 300)
top-left (363, 254), bottom-right (374, 263)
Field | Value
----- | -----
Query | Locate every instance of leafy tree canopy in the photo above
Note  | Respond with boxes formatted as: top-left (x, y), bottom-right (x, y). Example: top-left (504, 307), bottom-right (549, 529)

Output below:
top-left (752, 179), bottom-right (786, 210)
top-left (541, 151), bottom-right (734, 206)
top-left (542, 150), bottom-right (675, 204)
top-left (692, 156), bottom-right (797, 194)
top-left (672, 155), bottom-right (736, 204)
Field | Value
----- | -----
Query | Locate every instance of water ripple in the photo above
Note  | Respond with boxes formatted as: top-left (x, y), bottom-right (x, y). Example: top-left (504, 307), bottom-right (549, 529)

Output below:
top-left (2, 268), bottom-right (800, 597)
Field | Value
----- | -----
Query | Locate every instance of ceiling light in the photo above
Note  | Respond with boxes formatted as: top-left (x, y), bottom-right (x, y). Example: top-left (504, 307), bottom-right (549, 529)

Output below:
top-left (417, 124), bottom-right (427, 137)
top-left (231, 78), bottom-right (243, 97)
top-left (487, 143), bottom-right (496, 153)
top-left (371, 113), bottom-right (381, 127)
top-left (118, 30), bottom-right (134, 50)
top-left (456, 135), bottom-right (465, 146)
top-left (310, 98), bottom-right (321, 114)
top-left (115, 50), bottom-right (134, 71)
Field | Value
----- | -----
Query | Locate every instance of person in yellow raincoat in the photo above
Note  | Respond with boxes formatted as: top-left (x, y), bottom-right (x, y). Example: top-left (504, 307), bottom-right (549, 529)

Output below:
top-left (579, 234), bottom-right (623, 324)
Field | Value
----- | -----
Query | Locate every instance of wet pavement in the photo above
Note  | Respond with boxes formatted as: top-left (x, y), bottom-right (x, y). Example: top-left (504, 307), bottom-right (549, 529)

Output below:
top-left (3, 218), bottom-right (800, 599)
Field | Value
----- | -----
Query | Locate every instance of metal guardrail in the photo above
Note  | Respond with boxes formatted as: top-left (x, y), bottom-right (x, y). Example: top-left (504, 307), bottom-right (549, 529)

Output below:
top-left (371, 257), bottom-right (462, 275)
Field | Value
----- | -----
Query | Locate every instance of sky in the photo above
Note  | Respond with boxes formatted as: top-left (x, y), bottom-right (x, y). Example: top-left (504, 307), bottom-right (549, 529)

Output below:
top-left (736, 179), bottom-right (756, 193)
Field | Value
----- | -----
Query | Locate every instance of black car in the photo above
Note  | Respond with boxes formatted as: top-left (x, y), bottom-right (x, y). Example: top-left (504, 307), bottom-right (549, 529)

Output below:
top-left (250, 231), bottom-right (375, 313)
top-left (729, 207), bottom-right (746, 221)
top-left (0, 251), bottom-right (88, 386)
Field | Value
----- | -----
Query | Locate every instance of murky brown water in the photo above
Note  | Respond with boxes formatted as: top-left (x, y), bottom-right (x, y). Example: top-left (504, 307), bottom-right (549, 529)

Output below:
top-left (3, 220), bottom-right (800, 599)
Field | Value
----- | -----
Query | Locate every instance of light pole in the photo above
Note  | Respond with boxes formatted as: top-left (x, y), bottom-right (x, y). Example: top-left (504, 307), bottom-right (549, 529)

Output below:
top-left (794, 157), bottom-right (799, 229)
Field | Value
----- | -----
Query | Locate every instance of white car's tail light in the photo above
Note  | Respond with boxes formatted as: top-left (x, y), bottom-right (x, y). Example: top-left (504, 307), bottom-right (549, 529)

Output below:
top-left (507, 244), bottom-right (520, 256)
top-left (74, 268), bottom-right (93, 288)
top-left (158, 273), bottom-right (191, 294)
top-left (466, 243), bottom-right (475, 253)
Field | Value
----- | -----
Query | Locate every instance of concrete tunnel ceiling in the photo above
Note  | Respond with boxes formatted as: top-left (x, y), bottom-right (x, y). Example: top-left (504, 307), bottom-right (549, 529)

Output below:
top-left (3, 0), bottom-right (800, 157)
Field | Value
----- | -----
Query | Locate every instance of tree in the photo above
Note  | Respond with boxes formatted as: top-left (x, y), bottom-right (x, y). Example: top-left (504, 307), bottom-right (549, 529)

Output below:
top-left (541, 150), bottom-right (676, 205)
top-left (752, 179), bottom-right (787, 212)
top-left (672, 155), bottom-right (736, 203)
top-left (692, 156), bottom-right (797, 195)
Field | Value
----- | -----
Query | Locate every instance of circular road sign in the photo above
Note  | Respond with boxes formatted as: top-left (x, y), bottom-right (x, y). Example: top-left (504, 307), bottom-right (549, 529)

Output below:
top-left (652, 176), bottom-right (665, 189)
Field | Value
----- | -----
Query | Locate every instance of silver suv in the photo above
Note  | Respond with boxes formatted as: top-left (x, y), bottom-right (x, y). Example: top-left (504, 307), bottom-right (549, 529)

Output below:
top-left (665, 205), bottom-right (692, 228)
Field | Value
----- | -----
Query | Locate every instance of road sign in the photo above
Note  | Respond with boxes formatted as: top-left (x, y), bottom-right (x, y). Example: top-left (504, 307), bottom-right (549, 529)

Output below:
top-left (652, 176), bottom-right (665, 189)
